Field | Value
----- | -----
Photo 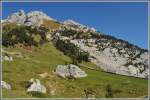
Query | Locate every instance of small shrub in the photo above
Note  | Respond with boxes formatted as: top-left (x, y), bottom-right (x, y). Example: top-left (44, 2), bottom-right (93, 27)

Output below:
top-left (84, 87), bottom-right (95, 98)
top-left (114, 89), bottom-right (122, 94)
top-left (20, 81), bottom-right (32, 89)
top-left (105, 84), bottom-right (113, 98)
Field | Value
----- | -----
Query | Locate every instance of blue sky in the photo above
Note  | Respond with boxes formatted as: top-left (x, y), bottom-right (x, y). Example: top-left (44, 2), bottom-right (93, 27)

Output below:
top-left (2, 2), bottom-right (148, 49)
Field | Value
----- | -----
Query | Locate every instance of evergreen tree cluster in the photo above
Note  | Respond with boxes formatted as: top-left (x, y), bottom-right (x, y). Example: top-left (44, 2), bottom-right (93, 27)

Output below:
top-left (55, 38), bottom-right (89, 63)
top-left (2, 23), bottom-right (49, 47)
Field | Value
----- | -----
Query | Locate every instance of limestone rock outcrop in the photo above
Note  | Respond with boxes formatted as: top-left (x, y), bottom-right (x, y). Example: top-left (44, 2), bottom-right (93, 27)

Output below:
top-left (1, 81), bottom-right (11, 90)
top-left (63, 19), bottom-right (96, 32)
top-left (55, 64), bottom-right (87, 78)
top-left (2, 55), bottom-right (13, 61)
top-left (27, 78), bottom-right (46, 93)
top-left (7, 10), bottom-right (26, 25)
top-left (6, 10), bottom-right (55, 26)
top-left (25, 11), bottom-right (54, 26)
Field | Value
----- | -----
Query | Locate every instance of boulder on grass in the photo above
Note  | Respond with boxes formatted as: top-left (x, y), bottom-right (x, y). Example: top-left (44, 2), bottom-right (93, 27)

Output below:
top-left (1, 81), bottom-right (11, 90)
top-left (55, 64), bottom-right (87, 78)
top-left (2, 55), bottom-right (13, 61)
top-left (27, 78), bottom-right (46, 94)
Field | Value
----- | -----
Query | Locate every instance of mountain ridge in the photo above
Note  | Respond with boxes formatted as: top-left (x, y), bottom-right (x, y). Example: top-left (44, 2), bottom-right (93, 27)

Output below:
top-left (3, 10), bottom-right (147, 50)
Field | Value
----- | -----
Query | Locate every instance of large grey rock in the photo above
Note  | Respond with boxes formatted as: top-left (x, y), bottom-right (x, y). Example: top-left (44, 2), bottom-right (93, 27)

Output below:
top-left (2, 55), bottom-right (13, 61)
top-left (55, 64), bottom-right (87, 78)
top-left (1, 81), bottom-right (11, 90)
top-left (27, 78), bottom-right (46, 93)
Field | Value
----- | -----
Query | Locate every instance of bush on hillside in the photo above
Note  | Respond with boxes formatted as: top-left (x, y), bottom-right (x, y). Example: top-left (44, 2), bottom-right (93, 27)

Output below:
top-left (105, 84), bottom-right (113, 98)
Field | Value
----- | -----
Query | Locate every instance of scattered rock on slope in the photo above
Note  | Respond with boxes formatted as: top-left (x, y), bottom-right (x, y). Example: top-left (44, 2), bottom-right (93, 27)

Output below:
top-left (27, 78), bottom-right (46, 93)
top-left (55, 64), bottom-right (87, 78)
top-left (2, 55), bottom-right (13, 61)
top-left (1, 81), bottom-right (11, 90)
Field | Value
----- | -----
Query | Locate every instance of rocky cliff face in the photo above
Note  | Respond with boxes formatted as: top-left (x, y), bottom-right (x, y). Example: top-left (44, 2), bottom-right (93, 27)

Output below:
top-left (6, 10), bottom-right (55, 26)
top-left (69, 38), bottom-right (148, 78)
top-left (54, 22), bottom-right (149, 78)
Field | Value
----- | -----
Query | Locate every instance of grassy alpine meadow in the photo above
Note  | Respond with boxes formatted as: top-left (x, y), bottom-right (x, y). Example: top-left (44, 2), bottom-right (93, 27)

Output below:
top-left (2, 42), bottom-right (148, 98)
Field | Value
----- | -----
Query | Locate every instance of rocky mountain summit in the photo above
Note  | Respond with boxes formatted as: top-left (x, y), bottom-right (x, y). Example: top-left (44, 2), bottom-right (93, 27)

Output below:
top-left (63, 19), bottom-right (82, 26)
top-left (6, 10), bottom-right (55, 26)
top-left (63, 19), bottom-right (96, 33)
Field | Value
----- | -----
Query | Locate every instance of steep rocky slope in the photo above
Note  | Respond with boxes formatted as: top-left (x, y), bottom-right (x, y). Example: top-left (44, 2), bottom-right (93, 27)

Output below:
top-left (53, 20), bottom-right (149, 78)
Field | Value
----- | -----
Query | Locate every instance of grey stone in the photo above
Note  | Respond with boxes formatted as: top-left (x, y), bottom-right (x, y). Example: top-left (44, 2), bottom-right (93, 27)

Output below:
top-left (2, 55), bottom-right (13, 61)
top-left (55, 64), bottom-right (87, 78)
top-left (1, 81), bottom-right (11, 90)
top-left (7, 10), bottom-right (26, 25)
top-left (27, 78), bottom-right (46, 93)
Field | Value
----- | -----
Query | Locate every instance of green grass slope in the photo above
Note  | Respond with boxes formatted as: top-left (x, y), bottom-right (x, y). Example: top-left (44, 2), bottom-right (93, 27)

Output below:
top-left (2, 42), bottom-right (148, 98)
top-left (42, 19), bottom-right (61, 30)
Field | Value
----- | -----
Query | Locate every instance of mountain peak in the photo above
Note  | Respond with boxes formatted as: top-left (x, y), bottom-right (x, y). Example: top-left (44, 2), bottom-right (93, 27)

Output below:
top-left (6, 10), bottom-right (56, 26)
top-left (19, 9), bottom-right (25, 14)
top-left (63, 19), bottom-right (82, 26)
top-left (63, 19), bottom-right (96, 32)
top-left (27, 10), bottom-right (54, 21)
